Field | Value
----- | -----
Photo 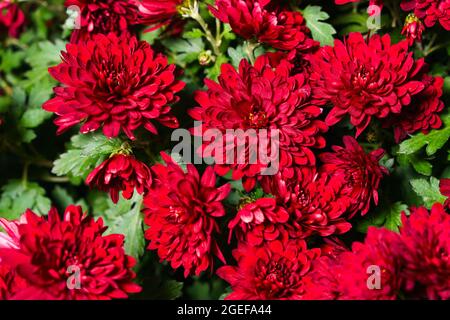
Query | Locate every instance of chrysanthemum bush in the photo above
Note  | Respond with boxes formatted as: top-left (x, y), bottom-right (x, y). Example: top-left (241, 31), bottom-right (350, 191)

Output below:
top-left (0, 0), bottom-right (449, 300)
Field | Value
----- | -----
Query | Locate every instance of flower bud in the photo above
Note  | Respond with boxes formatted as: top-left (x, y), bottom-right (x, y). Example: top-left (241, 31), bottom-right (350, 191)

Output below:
top-left (402, 14), bottom-right (425, 46)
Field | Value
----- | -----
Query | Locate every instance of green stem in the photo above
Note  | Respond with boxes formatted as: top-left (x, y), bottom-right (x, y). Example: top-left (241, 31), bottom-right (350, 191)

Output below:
top-left (244, 41), bottom-right (260, 65)
top-left (190, 10), bottom-right (222, 56)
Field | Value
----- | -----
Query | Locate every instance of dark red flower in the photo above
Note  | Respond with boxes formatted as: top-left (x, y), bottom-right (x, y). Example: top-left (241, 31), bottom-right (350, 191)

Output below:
top-left (319, 136), bottom-right (388, 217)
top-left (209, 0), bottom-right (318, 51)
top-left (310, 32), bottom-right (428, 137)
top-left (0, 265), bottom-right (27, 300)
top-left (401, 0), bottom-right (450, 30)
top-left (43, 33), bottom-right (185, 139)
top-left (0, 206), bottom-right (141, 300)
top-left (0, 0), bottom-right (25, 38)
top-left (135, 0), bottom-right (182, 31)
top-left (65, 0), bottom-right (138, 43)
top-left (228, 197), bottom-right (290, 246)
top-left (382, 75), bottom-right (444, 142)
top-left (217, 240), bottom-right (320, 300)
top-left (189, 54), bottom-right (327, 192)
top-left (398, 204), bottom-right (450, 299)
top-left (402, 13), bottom-right (426, 45)
top-left (143, 153), bottom-right (231, 277)
top-left (439, 178), bottom-right (450, 208)
top-left (86, 153), bottom-right (152, 204)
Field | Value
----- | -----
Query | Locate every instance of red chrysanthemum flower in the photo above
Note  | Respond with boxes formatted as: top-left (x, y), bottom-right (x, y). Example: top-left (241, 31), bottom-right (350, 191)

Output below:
top-left (402, 0), bottom-right (450, 30)
top-left (228, 197), bottom-right (290, 246)
top-left (43, 33), bottom-right (185, 140)
top-left (309, 32), bottom-right (428, 137)
top-left (382, 75), bottom-right (444, 142)
top-left (143, 153), bottom-right (231, 277)
top-left (304, 227), bottom-right (403, 300)
top-left (439, 178), bottom-right (450, 208)
top-left (0, 0), bottom-right (25, 38)
top-left (0, 206), bottom-right (141, 300)
top-left (135, 0), bottom-right (182, 31)
top-left (65, 0), bottom-right (138, 43)
top-left (319, 136), bottom-right (388, 217)
top-left (217, 240), bottom-right (320, 300)
top-left (189, 54), bottom-right (327, 192)
top-left (86, 153), bottom-right (152, 204)
top-left (398, 204), bottom-right (450, 299)
top-left (0, 265), bottom-right (27, 300)
top-left (209, 0), bottom-right (318, 51)
top-left (402, 13), bottom-right (426, 45)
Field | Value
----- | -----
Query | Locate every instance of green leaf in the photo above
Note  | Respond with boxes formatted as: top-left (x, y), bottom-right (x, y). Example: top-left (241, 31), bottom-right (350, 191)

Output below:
top-left (228, 46), bottom-right (245, 68)
top-left (397, 153), bottom-right (432, 176)
top-left (410, 177), bottom-right (446, 208)
top-left (302, 6), bottom-right (336, 46)
top-left (356, 202), bottom-right (409, 233)
top-left (205, 55), bottom-right (229, 81)
top-left (184, 28), bottom-right (204, 39)
top-left (52, 133), bottom-right (124, 179)
top-left (398, 113), bottom-right (450, 156)
top-left (162, 37), bottom-right (205, 65)
top-left (51, 186), bottom-right (88, 211)
top-left (0, 180), bottom-right (51, 219)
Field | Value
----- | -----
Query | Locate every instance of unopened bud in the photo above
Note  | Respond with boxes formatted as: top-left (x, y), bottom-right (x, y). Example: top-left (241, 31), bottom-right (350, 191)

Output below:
top-left (198, 50), bottom-right (215, 66)
top-left (402, 14), bottom-right (425, 46)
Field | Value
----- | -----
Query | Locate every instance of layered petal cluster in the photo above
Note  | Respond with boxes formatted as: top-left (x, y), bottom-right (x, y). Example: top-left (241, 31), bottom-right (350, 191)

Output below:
top-left (319, 136), bottom-right (388, 217)
top-left (86, 153), bottom-right (152, 203)
top-left (402, 13), bottom-right (426, 45)
top-left (402, 0), bottom-right (450, 30)
top-left (65, 0), bottom-right (138, 43)
top-left (0, 0), bottom-right (25, 38)
top-left (303, 203), bottom-right (450, 300)
top-left (209, 0), bottom-right (318, 51)
top-left (228, 197), bottom-right (290, 246)
top-left (143, 153), bottom-right (231, 277)
top-left (135, 0), bottom-right (182, 31)
top-left (0, 206), bottom-right (141, 300)
top-left (217, 240), bottom-right (320, 300)
top-left (189, 54), bottom-right (327, 192)
top-left (43, 33), bottom-right (185, 139)
top-left (309, 33), bottom-right (428, 136)
top-left (0, 265), bottom-right (27, 300)
top-left (382, 74), bottom-right (444, 142)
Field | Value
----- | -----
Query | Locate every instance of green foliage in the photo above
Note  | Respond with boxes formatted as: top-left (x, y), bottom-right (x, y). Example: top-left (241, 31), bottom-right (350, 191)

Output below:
top-left (357, 202), bottom-right (409, 233)
top-left (0, 180), bottom-right (51, 219)
top-left (410, 177), bottom-right (446, 208)
top-left (302, 6), bottom-right (336, 46)
top-left (52, 133), bottom-right (124, 180)
top-left (162, 37), bottom-right (206, 66)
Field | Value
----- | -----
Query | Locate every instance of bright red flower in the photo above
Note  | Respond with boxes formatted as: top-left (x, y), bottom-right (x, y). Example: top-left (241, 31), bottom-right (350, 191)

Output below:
top-left (0, 206), bottom-right (141, 300)
top-left (135, 0), bottom-right (182, 31)
top-left (0, 0), bottom-right (25, 38)
top-left (0, 265), bottom-right (27, 300)
top-left (319, 136), bottom-right (388, 217)
top-left (217, 240), bottom-right (320, 300)
top-left (398, 204), bottom-right (450, 299)
top-left (439, 178), bottom-right (450, 208)
top-left (228, 197), bottom-right (290, 246)
top-left (209, 0), bottom-right (318, 51)
top-left (309, 32), bottom-right (428, 137)
top-left (401, 0), bottom-right (450, 30)
top-left (65, 0), bottom-right (138, 43)
top-left (143, 153), bottom-right (231, 277)
top-left (43, 33), bottom-right (185, 140)
top-left (402, 13), bottom-right (426, 45)
top-left (383, 75), bottom-right (444, 143)
top-left (86, 153), bottom-right (152, 204)
top-left (189, 54), bottom-right (327, 192)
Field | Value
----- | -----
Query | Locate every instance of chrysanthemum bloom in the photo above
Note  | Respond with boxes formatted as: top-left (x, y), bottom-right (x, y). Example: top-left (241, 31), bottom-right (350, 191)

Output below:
top-left (401, 0), bottom-right (450, 30)
top-left (402, 13), bottom-right (426, 45)
top-left (382, 75), bottom-right (444, 142)
top-left (288, 174), bottom-right (353, 238)
top-left (143, 153), bottom-right (231, 277)
top-left (189, 54), bottom-right (327, 192)
top-left (0, 265), bottom-right (27, 300)
top-left (0, 206), bottom-right (141, 300)
top-left (43, 33), bottom-right (185, 139)
top-left (209, 0), bottom-right (318, 51)
top-left (439, 178), bottom-right (450, 208)
top-left (309, 32), bottom-right (428, 136)
top-left (228, 197), bottom-right (290, 246)
top-left (217, 240), bottom-right (320, 300)
top-left (319, 136), bottom-right (388, 217)
top-left (135, 0), bottom-right (182, 31)
top-left (398, 204), bottom-right (450, 299)
top-left (86, 153), bottom-right (152, 204)
top-left (0, 0), bottom-right (25, 38)
top-left (304, 227), bottom-right (403, 300)
top-left (65, 0), bottom-right (138, 43)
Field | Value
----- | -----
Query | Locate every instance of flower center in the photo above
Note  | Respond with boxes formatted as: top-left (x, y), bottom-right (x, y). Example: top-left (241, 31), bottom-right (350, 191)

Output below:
top-left (247, 110), bottom-right (268, 128)
top-left (351, 65), bottom-right (374, 89)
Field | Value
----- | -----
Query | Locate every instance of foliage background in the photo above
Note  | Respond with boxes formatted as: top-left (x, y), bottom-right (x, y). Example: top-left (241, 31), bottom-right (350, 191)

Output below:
top-left (0, 0), bottom-right (449, 299)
